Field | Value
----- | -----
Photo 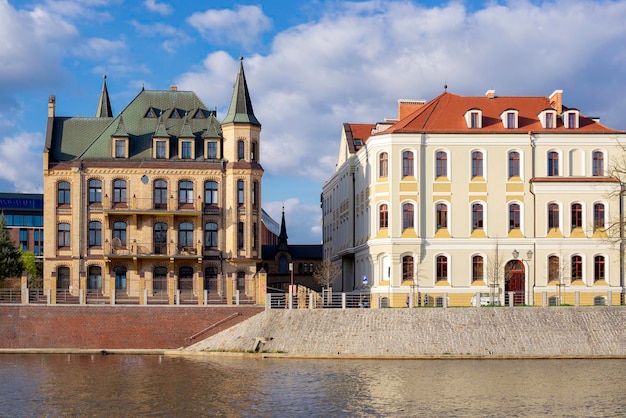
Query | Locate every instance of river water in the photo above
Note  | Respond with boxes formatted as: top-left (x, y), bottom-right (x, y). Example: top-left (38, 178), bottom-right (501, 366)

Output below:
top-left (1, 354), bottom-right (624, 417)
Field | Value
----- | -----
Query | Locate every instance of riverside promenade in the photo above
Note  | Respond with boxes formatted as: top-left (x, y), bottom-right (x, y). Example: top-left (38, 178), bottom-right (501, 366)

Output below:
top-left (182, 307), bottom-right (626, 358)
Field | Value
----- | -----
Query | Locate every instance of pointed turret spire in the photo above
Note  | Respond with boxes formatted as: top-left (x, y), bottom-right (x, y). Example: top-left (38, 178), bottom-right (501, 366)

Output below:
top-left (277, 205), bottom-right (289, 251)
top-left (222, 57), bottom-right (260, 126)
top-left (202, 114), bottom-right (222, 139)
top-left (113, 115), bottom-right (129, 137)
top-left (154, 113), bottom-right (169, 137)
top-left (96, 75), bottom-right (113, 117)
top-left (179, 114), bottom-right (194, 138)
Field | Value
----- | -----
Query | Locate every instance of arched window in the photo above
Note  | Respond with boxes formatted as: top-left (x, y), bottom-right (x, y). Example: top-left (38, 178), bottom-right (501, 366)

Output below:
top-left (509, 203), bottom-right (520, 230)
top-left (88, 221), bottom-right (101, 247)
top-left (205, 222), bottom-right (218, 248)
top-left (278, 255), bottom-right (288, 274)
top-left (379, 204), bottom-right (388, 229)
top-left (548, 203), bottom-right (559, 230)
top-left (57, 223), bottom-right (70, 248)
top-left (153, 266), bottom-right (168, 290)
top-left (471, 151), bottom-right (483, 178)
top-left (154, 180), bottom-right (168, 209)
top-left (594, 203), bottom-right (605, 231)
top-left (178, 222), bottom-right (193, 248)
top-left (548, 255), bottom-right (560, 282)
top-left (594, 255), bottom-right (605, 282)
top-left (178, 180), bottom-right (194, 205)
top-left (472, 203), bottom-right (483, 230)
top-left (548, 151), bottom-right (559, 176)
top-left (402, 255), bottom-right (414, 282)
top-left (436, 151), bottom-right (447, 178)
top-left (205, 181), bottom-right (218, 206)
top-left (436, 255), bottom-right (447, 281)
top-left (88, 179), bottom-right (102, 204)
top-left (571, 255), bottom-right (583, 281)
top-left (571, 203), bottom-right (583, 230)
top-left (113, 221), bottom-right (127, 246)
top-left (436, 203), bottom-right (448, 230)
top-left (154, 222), bottom-right (167, 254)
top-left (592, 151), bottom-right (604, 176)
top-left (379, 152), bottom-right (388, 177)
top-left (402, 203), bottom-right (414, 229)
top-left (113, 179), bottom-right (127, 204)
top-left (88, 266), bottom-right (101, 290)
top-left (508, 151), bottom-right (520, 178)
top-left (57, 181), bottom-right (70, 206)
top-left (57, 266), bottom-right (70, 289)
top-left (402, 151), bottom-right (414, 177)
top-left (472, 255), bottom-right (483, 282)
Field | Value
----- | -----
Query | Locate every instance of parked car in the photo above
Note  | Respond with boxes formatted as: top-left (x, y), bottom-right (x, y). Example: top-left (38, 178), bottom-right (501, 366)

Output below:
top-left (471, 293), bottom-right (500, 306)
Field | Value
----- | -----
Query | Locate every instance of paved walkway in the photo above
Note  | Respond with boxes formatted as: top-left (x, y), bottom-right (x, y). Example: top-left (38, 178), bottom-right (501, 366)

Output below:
top-left (184, 307), bottom-right (626, 358)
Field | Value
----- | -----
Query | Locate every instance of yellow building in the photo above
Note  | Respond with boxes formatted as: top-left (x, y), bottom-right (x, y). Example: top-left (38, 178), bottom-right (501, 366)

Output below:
top-left (43, 59), bottom-right (263, 304)
top-left (322, 89), bottom-right (626, 307)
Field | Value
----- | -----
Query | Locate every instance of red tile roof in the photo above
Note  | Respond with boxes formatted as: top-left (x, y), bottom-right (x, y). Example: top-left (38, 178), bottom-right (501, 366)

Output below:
top-left (385, 92), bottom-right (621, 134)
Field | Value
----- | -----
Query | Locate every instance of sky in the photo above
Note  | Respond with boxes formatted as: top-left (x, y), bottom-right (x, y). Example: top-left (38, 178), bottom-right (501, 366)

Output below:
top-left (1, 0), bottom-right (626, 244)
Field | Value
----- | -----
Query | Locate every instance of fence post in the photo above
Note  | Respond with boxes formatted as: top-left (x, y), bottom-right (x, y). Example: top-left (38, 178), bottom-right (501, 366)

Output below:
top-left (342, 293), bottom-right (346, 309)
top-left (288, 293), bottom-right (293, 310)
top-left (607, 291), bottom-right (613, 306)
top-left (235, 289), bottom-right (240, 305)
top-left (176, 289), bottom-right (180, 305)
top-left (309, 293), bottom-right (314, 309)
top-left (265, 293), bottom-right (271, 310)
top-left (46, 288), bottom-right (51, 305)
top-left (111, 288), bottom-right (116, 305)
top-left (575, 291), bottom-right (580, 307)
top-left (204, 289), bottom-right (208, 305)
top-left (79, 289), bottom-right (85, 305)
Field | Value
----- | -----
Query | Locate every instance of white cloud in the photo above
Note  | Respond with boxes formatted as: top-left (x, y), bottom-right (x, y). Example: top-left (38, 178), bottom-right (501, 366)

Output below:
top-left (144, 0), bottom-right (173, 16)
top-left (131, 20), bottom-right (191, 53)
top-left (0, 132), bottom-right (44, 193)
top-left (73, 37), bottom-right (126, 60)
top-left (187, 5), bottom-right (272, 47)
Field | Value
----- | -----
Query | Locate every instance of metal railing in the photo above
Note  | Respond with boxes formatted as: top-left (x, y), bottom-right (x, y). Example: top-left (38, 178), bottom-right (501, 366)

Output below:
top-left (0, 288), bottom-right (21, 303)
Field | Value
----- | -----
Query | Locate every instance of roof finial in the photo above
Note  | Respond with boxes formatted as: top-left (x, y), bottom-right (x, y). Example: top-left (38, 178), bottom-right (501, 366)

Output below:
top-left (444, 80), bottom-right (448, 92)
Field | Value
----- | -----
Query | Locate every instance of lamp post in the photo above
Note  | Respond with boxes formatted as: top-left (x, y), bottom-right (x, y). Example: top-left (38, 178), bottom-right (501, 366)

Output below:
top-left (289, 262), bottom-right (294, 309)
top-left (512, 249), bottom-right (533, 305)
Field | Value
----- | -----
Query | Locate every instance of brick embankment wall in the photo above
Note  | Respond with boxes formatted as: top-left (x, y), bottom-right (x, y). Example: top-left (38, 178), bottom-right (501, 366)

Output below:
top-left (0, 305), bottom-right (263, 349)
top-left (185, 307), bottom-right (626, 358)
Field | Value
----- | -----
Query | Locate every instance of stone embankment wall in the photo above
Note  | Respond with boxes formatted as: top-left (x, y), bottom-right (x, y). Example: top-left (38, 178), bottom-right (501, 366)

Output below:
top-left (0, 306), bottom-right (263, 350)
top-left (185, 307), bottom-right (626, 358)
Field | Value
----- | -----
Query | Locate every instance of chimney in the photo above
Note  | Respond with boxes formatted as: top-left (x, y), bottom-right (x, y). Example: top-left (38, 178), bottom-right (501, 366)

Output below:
top-left (48, 95), bottom-right (56, 118)
top-left (549, 90), bottom-right (563, 114)
top-left (170, 85), bottom-right (178, 91)
top-left (398, 99), bottom-right (426, 120)
top-left (485, 89), bottom-right (495, 99)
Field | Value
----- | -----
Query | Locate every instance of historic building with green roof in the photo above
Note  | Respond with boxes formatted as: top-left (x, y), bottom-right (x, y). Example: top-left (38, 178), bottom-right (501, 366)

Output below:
top-left (43, 59), bottom-right (264, 304)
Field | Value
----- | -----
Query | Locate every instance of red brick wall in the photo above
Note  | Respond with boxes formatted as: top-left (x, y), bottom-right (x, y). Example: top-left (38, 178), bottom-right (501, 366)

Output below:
top-left (0, 306), bottom-right (263, 349)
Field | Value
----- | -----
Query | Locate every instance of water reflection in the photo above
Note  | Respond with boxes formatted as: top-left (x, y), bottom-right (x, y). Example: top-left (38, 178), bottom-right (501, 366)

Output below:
top-left (1, 355), bottom-right (624, 417)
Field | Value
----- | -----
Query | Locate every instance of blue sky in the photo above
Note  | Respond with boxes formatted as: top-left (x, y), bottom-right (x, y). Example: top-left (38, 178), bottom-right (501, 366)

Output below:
top-left (1, 0), bottom-right (626, 244)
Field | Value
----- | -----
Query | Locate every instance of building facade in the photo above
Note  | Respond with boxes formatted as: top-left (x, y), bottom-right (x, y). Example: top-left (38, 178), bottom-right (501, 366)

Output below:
top-left (322, 89), bottom-right (626, 307)
top-left (43, 60), bottom-right (263, 304)
top-left (0, 193), bottom-right (44, 258)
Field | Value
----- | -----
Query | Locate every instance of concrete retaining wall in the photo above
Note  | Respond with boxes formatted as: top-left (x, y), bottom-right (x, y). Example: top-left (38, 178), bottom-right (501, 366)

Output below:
top-left (0, 305), bottom-right (263, 349)
top-left (185, 307), bottom-right (626, 358)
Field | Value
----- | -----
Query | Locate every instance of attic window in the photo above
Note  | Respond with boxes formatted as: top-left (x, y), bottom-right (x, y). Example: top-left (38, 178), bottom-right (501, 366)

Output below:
top-left (145, 107), bottom-right (157, 118)
top-left (193, 109), bottom-right (206, 119)
top-left (464, 109), bottom-right (482, 129)
top-left (564, 110), bottom-right (579, 129)
top-left (538, 109), bottom-right (557, 129)
top-left (170, 109), bottom-right (183, 119)
top-left (500, 109), bottom-right (518, 129)
top-left (354, 139), bottom-right (363, 147)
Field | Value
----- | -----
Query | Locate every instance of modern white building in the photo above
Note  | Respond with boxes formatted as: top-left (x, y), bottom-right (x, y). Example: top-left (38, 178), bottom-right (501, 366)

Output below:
top-left (322, 89), bottom-right (626, 307)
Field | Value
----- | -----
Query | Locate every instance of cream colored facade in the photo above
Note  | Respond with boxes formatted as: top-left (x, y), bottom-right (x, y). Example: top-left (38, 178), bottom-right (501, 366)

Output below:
top-left (322, 90), bottom-right (626, 307)
top-left (43, 61), bottom-right (264, 304)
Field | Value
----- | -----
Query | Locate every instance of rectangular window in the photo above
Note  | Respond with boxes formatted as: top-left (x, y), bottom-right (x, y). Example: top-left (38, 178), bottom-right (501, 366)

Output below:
top-left (507, 112), bottom-right (515, 128)
top-left (19, 229), bottom-right (28, 251)
top-left (548, 152), bottom-right (559, 176)
top-left (207, 142), bottom-right (217, 159)
top-left (546, 113), bottom-right (554, 128)
top-left (568, 112), bottom-right (576, 129)
top-left (238, 221), bottom-right (244, 249)
top-left (238, 180), bottom-right (245, 207)
top-left (115, 139), bottom-right (126, 158)
top-left (470, 112), bottom-right (479, 128)
top-left (181, 141), bottom-right (192, 159)
top-left (156, 140), bottom-right (166, 159)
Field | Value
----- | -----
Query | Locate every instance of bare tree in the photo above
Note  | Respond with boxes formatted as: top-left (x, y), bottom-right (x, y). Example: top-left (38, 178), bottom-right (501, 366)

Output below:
top-left (313, 259), bottom-right (341, 289)
top-left (486, 239), bottom-right (505, 305)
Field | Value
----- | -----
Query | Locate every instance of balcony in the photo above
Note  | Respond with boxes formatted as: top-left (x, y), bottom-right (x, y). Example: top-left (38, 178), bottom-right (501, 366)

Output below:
top-left (95, 196), bottom-right (211, 215)
top-left (103, 239), bottom-right (204, 259)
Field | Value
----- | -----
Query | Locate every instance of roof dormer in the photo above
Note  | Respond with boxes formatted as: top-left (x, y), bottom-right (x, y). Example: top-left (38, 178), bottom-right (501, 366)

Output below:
top-left (538, 108), bottom-right (558, 129)
top-left (464, 108), bottom-right (482, 129)
top-left (111, 116), bottom-right (129, 159)
top-left (501, 108), bottom-right (519, 129)
top-left (563, 109), bottom-right (580, 129)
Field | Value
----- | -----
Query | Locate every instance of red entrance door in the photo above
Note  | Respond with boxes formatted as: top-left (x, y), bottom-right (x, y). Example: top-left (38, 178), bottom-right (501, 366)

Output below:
top-left (505, 260), bottom-right (525, 305)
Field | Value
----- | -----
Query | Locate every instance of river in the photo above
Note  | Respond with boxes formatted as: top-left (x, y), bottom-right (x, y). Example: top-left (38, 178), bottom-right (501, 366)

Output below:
top-left (1, 354), bottom-right (624, 417)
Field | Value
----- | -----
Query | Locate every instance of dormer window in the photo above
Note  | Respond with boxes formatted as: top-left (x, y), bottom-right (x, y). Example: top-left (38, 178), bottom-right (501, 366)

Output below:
top-left (205, 140), bottom-right (218, 159)
top-left (564, 110), bottom-right (579, 129)
top-left (170, 109), bottom-right (183, 119)
top-left (153, 139), bottom-right (169, 159)
top-left (179, 140), bottom-right (194, 159)
top-left (538, 109), bottom-right (557, 129)
top-left (145, 107), bottom-right (158, 118)
top-left (193, 109), bottom-right (206, 119)
top-left (464, 109), bottom-right (482, 128)
top-left (501, 109), bottom-right (518, 129)
top-left (113, 138), bottom-right (128, 158)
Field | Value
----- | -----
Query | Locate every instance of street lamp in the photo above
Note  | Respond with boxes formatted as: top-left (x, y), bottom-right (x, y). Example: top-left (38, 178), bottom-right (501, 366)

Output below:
top-left (512, 249), bottom-right (533, 305)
